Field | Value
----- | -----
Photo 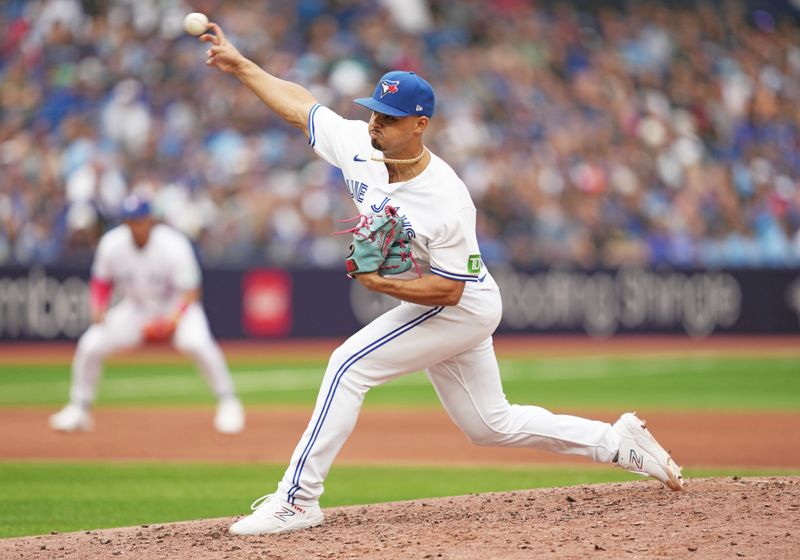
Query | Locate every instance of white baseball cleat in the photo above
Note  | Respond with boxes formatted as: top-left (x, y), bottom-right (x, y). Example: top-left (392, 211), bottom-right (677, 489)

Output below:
top-left (214, 397), bottom-right (245, 434)
top-left (48, 403), bottom-right (93, 432)
top-left (229, 494), bottom-right (324, 535)
top-left (613, 412), bottom-right (684, 491)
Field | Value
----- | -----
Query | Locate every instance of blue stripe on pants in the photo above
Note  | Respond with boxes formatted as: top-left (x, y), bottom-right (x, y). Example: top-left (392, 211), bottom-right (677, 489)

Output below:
top-left (288, 305), bottom-right (445, 503)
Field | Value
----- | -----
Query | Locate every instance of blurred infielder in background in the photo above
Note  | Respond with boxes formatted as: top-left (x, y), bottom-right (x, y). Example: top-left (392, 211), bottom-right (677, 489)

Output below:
top-left (49, 195), bottom-right (245, 435)
top-left (200, 22), bottom-right (683, 535)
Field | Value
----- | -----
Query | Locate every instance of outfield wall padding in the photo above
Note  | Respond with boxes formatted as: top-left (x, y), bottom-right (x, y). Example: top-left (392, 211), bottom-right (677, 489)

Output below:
top-left (0, 266), bottom-right (797, 340)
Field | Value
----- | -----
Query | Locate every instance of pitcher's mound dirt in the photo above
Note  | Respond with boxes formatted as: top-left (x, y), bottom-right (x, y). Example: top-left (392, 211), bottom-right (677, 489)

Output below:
top-left (3, 477), bottom-right (798, 560)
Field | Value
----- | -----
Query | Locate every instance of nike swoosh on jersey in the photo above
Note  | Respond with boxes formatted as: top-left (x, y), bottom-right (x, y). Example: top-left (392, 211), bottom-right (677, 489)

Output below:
top-left (353, 155), bottom-right (367, 162)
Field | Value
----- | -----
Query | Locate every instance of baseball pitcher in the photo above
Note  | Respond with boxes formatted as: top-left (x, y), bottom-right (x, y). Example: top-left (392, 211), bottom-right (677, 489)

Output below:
top-left (200, 22), bottom-right (683, 535)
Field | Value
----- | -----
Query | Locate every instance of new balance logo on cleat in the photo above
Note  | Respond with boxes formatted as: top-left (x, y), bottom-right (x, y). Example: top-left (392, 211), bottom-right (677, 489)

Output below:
top-left (229, 494), bottom-right (325, 535)
top-left (273, 506), bottom-right (297, 521)
top-left (613, 412), bottom-right (684, 491)
top-left (629, 449), bottom-right (644, 470)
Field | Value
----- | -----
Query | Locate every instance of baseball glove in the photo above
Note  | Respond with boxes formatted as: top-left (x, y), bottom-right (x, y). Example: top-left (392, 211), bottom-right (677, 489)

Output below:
top-left (379, 239), bottom-right (416, 276)
top-left (336, 206), bottom-right (418, 277)
top-left (142, 317), bottom-right (176, 342)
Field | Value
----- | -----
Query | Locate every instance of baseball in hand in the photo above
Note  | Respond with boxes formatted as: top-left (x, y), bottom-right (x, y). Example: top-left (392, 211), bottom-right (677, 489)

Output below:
top-left (183, 12), bottom-right (209, 36)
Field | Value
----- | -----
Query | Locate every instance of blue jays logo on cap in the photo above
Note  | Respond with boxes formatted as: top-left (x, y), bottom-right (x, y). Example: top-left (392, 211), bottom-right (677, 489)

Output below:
top-left (120, 195), bottom-right (152, 220)
top-left (354, 71), bottom-right (435, 118)
top-left (379, 80), bottom-right (400, 98)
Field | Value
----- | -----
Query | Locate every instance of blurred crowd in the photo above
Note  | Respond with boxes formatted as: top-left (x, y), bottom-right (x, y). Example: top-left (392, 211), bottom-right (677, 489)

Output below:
top-left (2, 0), bottom-right (800, 269)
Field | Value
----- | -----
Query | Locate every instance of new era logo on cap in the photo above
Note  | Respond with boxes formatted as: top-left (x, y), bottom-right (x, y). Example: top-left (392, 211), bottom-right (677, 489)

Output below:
top-left (354, 71), bottom-right (435, 118)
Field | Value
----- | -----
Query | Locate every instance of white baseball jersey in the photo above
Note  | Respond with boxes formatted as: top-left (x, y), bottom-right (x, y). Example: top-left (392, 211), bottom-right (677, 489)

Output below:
top-left (308, 103), bottom-right (496, 290)
top-left (92, 223), bottom-right (201, 315)
top-left (69, 222), bottom-right (236, 406)
top-left (275, 104), bottom-right (620, 506)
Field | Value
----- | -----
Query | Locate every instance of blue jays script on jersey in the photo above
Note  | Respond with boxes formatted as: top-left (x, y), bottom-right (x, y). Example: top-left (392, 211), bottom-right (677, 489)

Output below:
top-left (308, 103), bottom-right (495, 286)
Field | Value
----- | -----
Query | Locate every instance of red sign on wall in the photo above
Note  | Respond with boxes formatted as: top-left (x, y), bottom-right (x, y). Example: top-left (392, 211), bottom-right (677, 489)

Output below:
top-left (241, 269), bottom-right (292, 336)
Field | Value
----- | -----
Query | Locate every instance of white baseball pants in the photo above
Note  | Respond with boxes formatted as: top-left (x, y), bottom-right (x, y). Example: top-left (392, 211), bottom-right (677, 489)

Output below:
top-left (278, 285), bottom-right (621, 506)
top-left (69, 299), bottom-right (236, 405)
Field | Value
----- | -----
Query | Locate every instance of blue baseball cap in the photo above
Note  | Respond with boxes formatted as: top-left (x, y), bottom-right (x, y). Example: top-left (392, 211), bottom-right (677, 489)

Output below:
top-left (119, 195), bottom-right (152, 220)
top-left (354, 71), bottom-right (435, 118)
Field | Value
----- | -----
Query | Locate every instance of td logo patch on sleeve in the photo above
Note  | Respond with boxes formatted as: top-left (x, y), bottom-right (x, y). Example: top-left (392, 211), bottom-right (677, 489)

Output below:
top-left (467, 254), bottom-right (482, 274)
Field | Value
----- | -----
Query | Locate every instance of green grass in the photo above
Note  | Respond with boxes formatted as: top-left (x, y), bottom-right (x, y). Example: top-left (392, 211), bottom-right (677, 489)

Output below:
top-left (0, 355), bottom-right (798, 410)
top-left (1, 462), bottom-right (797, 539)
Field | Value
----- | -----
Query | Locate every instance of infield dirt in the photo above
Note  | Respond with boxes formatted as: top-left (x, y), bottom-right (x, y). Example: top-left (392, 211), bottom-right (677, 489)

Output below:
top-left (2, 407), bottom-right (800, 468)
top-left (2, 477), bottom-right (798, 559)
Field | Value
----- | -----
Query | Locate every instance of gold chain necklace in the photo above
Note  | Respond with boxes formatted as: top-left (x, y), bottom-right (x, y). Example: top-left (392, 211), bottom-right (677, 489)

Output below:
top-left (370, 147), bottom-right (427, 164)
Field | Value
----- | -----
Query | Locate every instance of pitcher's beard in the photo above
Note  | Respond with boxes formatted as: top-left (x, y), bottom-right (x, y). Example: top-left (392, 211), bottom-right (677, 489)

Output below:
top-left (370, 138), bottom-right (383, 151)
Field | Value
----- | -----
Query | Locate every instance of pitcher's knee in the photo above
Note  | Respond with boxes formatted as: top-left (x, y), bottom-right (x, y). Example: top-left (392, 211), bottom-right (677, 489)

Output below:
top-left (326, 344), bottom-right (382, 393)
top-left (327, 343), bottom-right (354, 370)
top-left (327, 344), bottom-right (362, 379)
top-left (463, 423), bottom-right (507, 447)
top-left (461, 411), bottom-right (519, 446)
